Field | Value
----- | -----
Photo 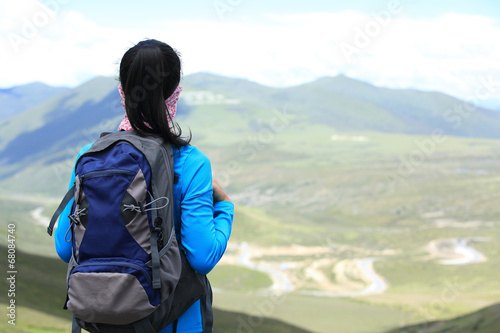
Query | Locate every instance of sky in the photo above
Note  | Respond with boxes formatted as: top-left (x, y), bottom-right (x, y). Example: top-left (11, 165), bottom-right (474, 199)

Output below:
top-left (1, 0), bottom-right (500, 107)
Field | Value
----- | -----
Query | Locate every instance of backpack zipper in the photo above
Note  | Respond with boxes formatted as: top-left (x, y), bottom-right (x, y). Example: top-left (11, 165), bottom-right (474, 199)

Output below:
top-left (78, 169), bottom-right (135, 204)
top-left (75, 260), bottom-right (153, 286)
top-left (82, 169), bottom-right (136, 180)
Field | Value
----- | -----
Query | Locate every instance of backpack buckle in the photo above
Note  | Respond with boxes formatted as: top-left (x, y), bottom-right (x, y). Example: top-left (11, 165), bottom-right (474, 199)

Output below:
top-left (153, 217), bottom-right (162, 233)
top-left (153, 217), bottom-right (163, 248)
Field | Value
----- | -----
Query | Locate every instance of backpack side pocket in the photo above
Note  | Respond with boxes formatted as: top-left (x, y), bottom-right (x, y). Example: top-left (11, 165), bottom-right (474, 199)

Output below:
top-left (67, 259), bottom-right (160, 325)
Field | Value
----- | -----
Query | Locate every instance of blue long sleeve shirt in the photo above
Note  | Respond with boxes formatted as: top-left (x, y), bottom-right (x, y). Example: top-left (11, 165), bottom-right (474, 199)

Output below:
top-left (55, 142), bottom-right (234, 333)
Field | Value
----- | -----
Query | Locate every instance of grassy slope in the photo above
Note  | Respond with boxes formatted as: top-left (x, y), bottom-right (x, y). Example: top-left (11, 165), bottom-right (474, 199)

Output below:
top-left (3, 128), bottom-right (500, 332)
top-left (197, 123), bottom-right (500, 330)
top-left (386, 303), bottom-right (500, 333)
top-left (3, 129), bottom-right (500, 329)
top-left (0, 82), bottom-right (69, 121)
top-left (3, 72), bottom-right (500, 191)
top-left (2, 75), bottom-right (500, 332)
top-left (0, 76), bottom-right (116, 151)
top-left (209, 265), bottom-right (273, 291)
top-left (213, 291), bottom-right (408, 333)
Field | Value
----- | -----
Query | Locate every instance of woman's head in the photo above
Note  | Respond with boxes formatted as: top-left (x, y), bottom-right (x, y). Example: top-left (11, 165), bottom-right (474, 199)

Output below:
top-left (119, 39), bottom-right (190, 146)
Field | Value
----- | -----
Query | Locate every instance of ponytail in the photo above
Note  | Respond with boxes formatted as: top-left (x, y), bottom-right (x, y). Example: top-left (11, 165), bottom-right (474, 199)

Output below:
top-left (119, 39), bottom-right (191, 147)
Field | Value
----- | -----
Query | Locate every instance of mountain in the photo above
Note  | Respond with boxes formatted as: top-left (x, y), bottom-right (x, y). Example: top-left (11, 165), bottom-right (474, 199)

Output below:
top-left (184, 73), bottom-right (500, 138)
top-left (0, 76), bottom-right (194, 165)
top-left (0, 82), bottom-right (69, 121)
top-left (1, 72), bottom-right (500, 194)
top-left (2, 74), bottom-right (500, 333)
top-left (386, 303), bottom-right (500, 333)
top-left (307, 75), bottom-right (500, 137)
top-left (0, 77), bottom-right (121, 164)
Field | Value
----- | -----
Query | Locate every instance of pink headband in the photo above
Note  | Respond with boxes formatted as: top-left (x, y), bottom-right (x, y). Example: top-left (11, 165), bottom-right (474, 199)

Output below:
top-left (117, 84), bottom-right (182, 132)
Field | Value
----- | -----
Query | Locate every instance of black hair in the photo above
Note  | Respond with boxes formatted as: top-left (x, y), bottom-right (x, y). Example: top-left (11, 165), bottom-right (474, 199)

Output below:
top-left (119, 39), bottom-right (191, 147)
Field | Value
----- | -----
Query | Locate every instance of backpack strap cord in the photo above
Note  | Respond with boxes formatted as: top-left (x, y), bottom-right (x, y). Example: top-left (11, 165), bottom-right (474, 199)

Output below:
top-left (123, 204), bottom-right (143, 214)
top-left (64, 222), bottom-right (73, 243)
top-left (123, 196), bottom-right (169, 214)
top-left (146, 196), bottom-right (169, 210)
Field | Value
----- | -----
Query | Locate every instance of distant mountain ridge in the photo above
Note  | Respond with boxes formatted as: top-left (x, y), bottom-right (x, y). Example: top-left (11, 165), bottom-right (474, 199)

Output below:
top-left (0, 82), bottom-right (69, 121)
top-left (185, 72), bottom-right (500, 138)
top-left (1, 72), bottom-right (500, 184)
top-left (0, 77), bottom-right (120, 166)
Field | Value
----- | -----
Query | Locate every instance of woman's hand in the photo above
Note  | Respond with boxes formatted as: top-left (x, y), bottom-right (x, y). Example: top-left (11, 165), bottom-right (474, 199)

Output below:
top-left (213, 178), bottom-right (232, 203)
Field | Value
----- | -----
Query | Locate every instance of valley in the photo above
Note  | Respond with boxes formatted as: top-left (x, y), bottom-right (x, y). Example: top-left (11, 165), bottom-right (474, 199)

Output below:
top-left (1, 73), bottom-right (500, 332)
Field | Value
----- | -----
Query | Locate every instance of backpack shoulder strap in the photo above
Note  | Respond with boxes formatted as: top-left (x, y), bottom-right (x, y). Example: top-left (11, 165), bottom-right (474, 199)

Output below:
top-left (47, 185), bottom-right (75, 236)
top-left (71, 316), bottom-right (81, 333)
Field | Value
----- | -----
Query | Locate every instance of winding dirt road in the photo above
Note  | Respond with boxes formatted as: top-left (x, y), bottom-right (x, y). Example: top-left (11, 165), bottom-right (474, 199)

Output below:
top-left (223, 237), bottom-right (489, 297)
top-left (428, 237), bottom-right (488, 265)
top-left (223, 242), bottom-right (388, 297)
top-left (302, 257), bottom-right (388, 297)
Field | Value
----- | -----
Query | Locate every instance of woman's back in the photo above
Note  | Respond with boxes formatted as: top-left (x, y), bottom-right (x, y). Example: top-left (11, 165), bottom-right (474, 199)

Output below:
top-left (54, 39), bottom-right (234, 333)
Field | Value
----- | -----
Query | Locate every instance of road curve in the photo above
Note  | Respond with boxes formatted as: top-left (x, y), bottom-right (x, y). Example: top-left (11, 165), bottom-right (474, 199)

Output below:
top-left (439, 238), bottom-right (487, 265)
top-left (236, 242), bottom-right (294, 293)
top-left (235, 242), bottom-right (388, 297)
top-left (301, 258), bottom-right (388, 297)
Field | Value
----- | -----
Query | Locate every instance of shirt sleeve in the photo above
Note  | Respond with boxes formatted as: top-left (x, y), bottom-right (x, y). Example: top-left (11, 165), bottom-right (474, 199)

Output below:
top-left (54, 143), bottom-right (93, 262)
top-left (179, 148), bottom-right (234, 275)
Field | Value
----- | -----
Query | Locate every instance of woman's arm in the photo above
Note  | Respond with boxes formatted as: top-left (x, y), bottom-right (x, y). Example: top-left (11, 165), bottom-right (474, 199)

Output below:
top-left (179, 149), bottom-right (234, 275)
top-left (213, 178), bottom-right (232, 203)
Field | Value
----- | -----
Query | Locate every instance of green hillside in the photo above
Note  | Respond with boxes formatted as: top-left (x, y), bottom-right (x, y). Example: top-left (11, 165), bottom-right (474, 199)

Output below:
top-left (2, 72), bottom-right (500, 187)
top-left (0, 82), bottom-right (69, 121)
top-left (0, 76), bottom-right (120, 163)
top-left (387, 303), bottom-right (500, 333)
top-left (184, 72), bottom-right (500, 138)
top-left (3, 72), bottom-right (500, 197)
top-left (1, 74), bottom-right (500, 332)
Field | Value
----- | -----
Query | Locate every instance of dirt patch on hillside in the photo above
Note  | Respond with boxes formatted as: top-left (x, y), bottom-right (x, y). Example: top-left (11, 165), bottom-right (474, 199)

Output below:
top-left (220, 242), bottom-right (390, 296)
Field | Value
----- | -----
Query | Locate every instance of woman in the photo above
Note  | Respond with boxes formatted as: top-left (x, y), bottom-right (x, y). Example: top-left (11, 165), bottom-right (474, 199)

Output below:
top-left (54, 39), bottom-right (234, 333)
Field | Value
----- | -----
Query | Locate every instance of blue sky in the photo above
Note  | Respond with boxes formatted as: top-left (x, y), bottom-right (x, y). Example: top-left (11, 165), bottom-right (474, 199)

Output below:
top-left (1, 0), bottom-right (500, 106)
top-left (59, 0), bottom-right (500, 23)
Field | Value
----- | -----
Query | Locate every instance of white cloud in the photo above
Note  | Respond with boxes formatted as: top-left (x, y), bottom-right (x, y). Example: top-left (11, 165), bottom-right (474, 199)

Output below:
top-left (1, 4), bottom-right (499, 104)
top-left (340, 12), bottom-right (500, 99)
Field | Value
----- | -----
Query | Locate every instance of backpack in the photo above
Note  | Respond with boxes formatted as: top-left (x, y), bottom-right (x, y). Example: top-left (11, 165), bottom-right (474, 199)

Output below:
top-left (47, 131), bottom-right (207, 333)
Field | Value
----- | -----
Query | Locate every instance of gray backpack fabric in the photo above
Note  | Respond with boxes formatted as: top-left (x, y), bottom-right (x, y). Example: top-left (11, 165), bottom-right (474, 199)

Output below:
top-left (48, 131), bottom-right (206, 332)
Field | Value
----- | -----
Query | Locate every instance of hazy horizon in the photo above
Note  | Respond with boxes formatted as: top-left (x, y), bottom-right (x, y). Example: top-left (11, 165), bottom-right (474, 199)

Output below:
top-left (1, 0), bottom-right (499, 106)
